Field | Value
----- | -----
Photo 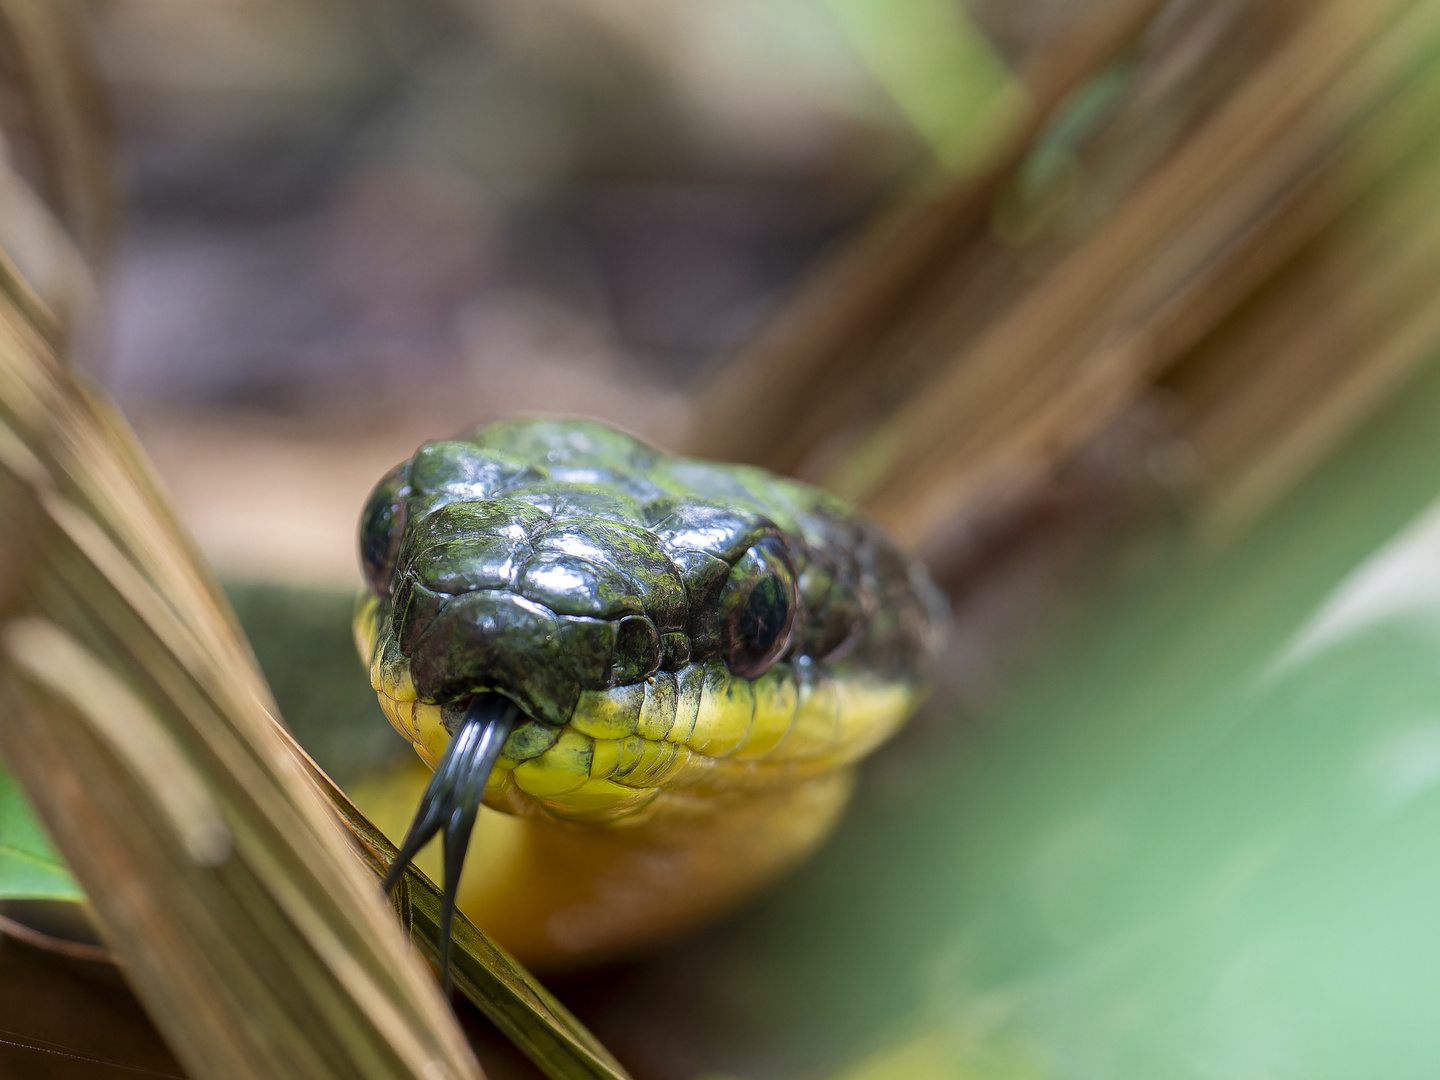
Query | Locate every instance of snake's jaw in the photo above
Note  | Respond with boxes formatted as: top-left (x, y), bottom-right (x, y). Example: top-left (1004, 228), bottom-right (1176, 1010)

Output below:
top-left (381, 692), bottom-right (519, 990)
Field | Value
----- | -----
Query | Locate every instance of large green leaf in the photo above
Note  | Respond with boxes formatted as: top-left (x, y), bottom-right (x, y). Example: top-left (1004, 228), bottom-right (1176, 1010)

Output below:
top-left (0, 759), bottom-right (82, 901)
top-left (569, 358), bottom-right (1440, 1078)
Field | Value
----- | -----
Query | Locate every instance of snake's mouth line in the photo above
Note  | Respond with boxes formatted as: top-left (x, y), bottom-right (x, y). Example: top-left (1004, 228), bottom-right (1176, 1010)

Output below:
top-left (373, 656), bottom-right (920, 825)
top-left (362, 604), bottom-right (922, 827)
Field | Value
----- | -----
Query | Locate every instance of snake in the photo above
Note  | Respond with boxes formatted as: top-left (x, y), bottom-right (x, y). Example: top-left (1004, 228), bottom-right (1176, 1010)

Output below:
top-left (353, 418), bottom-right (946, 975)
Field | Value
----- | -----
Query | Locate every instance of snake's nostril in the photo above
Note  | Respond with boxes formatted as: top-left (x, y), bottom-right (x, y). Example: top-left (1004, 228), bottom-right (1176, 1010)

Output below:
top-left (611, 615), bottom-right (660, 685)
top-left (660, 632), bottom-right (691, 669)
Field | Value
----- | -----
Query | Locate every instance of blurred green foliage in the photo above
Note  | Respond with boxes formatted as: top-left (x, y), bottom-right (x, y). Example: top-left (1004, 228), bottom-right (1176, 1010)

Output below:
top-left (224, 581), bottom-right (412, 788)
top-left (823, 0), bottom-right (1020, 171)
top-left (582, 353), bottom-right (1440, 1079)
top-left (0, 766), bottom-right (81, 901)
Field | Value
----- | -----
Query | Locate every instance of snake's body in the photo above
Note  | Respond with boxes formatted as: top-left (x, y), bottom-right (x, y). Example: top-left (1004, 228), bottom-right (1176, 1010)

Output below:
top-left (354, 419), bottom-right (945, 968)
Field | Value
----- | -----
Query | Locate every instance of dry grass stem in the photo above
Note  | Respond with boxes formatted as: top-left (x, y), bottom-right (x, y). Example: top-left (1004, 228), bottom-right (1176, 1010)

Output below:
top-left (693, 0), bottom-right (1440, 557)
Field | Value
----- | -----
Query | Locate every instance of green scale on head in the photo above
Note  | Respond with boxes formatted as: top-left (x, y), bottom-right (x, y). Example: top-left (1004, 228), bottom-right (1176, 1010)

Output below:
top-left (355, 418), bottom-right (946, 977)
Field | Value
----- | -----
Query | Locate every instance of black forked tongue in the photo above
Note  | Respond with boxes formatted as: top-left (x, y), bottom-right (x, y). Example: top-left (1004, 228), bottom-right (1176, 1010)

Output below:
top-left (381, 692), bottom-right (519, 991)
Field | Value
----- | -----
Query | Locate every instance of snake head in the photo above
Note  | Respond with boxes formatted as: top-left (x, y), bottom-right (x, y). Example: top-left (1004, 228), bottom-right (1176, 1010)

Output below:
top-left (356, 419), bottom-right (945, 980)
top-left (358, 419), bottom-right (943, 816)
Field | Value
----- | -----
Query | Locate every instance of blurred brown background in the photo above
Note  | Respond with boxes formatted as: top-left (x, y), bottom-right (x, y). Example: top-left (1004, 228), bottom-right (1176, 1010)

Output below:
top-left (87, 0), bottom-right (952, 587)
top-left (83, 0), bottom-right (1440, 593)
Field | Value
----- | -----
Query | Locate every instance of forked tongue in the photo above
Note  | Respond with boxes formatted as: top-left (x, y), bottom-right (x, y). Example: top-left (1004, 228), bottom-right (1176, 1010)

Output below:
top-left (381, 692), bottom-right (519, 991)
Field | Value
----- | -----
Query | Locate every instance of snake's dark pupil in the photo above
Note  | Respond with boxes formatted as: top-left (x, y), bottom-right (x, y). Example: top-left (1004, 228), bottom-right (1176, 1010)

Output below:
top-left (741, 576), bottom-right (787, 656)
top-left (719, 535), bottom-right (798, 678)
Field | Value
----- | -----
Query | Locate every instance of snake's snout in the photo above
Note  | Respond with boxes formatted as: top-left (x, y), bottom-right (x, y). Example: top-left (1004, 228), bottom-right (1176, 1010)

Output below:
top-left (399, 582), bottom-right (584, 726)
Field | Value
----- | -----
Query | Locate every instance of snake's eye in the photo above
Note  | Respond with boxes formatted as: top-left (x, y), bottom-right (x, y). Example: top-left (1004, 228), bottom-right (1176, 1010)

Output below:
top-left (719, 536), bottom-right (798, 678)
top-left (360, 463), bottom-right (410, 597)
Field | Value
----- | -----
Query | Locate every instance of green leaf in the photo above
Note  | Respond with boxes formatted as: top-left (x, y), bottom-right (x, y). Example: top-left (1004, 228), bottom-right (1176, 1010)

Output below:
top-left (823, 0), bottom-right (1021, 172)
top-left (0, 757), bottom-right (84, 901)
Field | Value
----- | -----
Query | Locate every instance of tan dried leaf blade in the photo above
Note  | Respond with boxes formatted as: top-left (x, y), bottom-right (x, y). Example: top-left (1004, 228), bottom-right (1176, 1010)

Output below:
top-left (0, 268), bottom-right (628, 1080)
top-left (694, 0), bottom-right (1440, 555)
